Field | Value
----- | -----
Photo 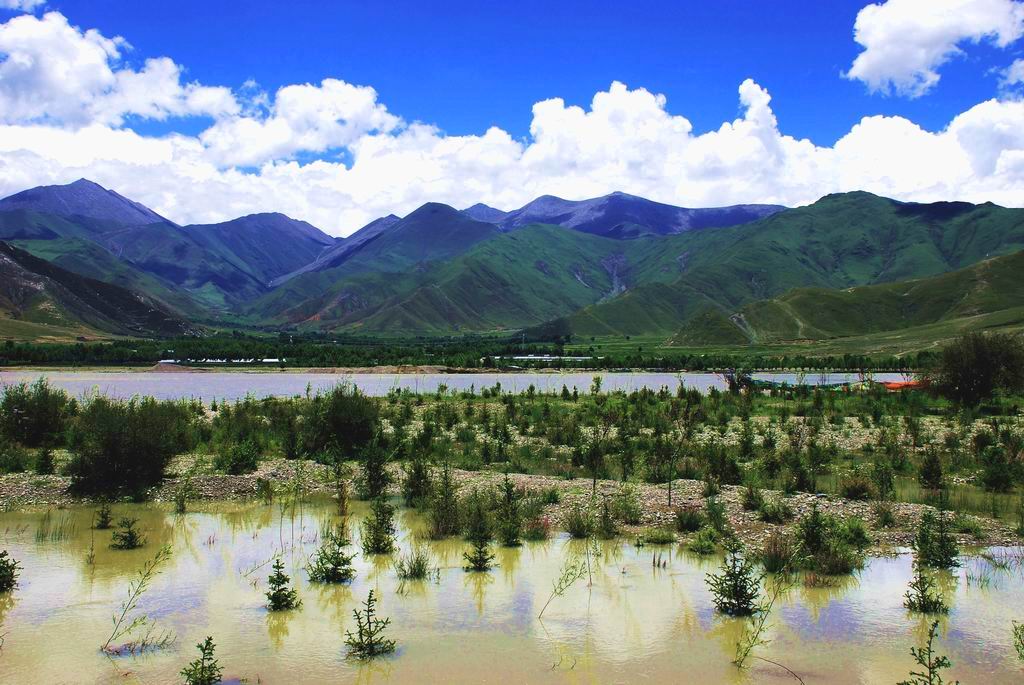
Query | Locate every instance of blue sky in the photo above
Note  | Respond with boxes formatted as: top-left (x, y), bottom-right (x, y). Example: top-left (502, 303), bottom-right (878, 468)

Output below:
top-left (1, 1), bottom-right (1023, 234)
top-left (35, 0), bottom-right (1017, 144)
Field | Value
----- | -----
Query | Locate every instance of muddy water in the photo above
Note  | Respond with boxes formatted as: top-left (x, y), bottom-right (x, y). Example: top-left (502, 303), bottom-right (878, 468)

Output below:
top-left (0, 371), bottom-right (907, 402)
top-left (0, 499), bottom-right (1020, 684)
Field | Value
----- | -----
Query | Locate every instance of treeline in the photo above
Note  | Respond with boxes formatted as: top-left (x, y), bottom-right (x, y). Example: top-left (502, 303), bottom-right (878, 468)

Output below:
top-left (0, 334), bottom-right (930, 370)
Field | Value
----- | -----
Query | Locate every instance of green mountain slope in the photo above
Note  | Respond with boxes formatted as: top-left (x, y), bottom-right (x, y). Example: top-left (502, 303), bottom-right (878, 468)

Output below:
top-left (550, 192), bottom-right (1024, 337)
top-left (0, 241), bottom-right (198, 340)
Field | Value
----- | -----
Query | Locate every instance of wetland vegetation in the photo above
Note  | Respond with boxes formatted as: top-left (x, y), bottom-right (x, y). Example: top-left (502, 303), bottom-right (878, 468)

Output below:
top-left (0, 332), bottom-right (1021, 682)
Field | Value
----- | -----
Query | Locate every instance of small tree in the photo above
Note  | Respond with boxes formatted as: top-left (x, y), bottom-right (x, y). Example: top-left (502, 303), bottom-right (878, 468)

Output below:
top-left (918, 447), bottom-right (945, 491)
top-left (706, 542), bottom-right (762, 616)
top-left (915, 511), bottom-right (960, 570)
top-left (897, 620), bottom-right (960, 685)
top-left (94, 502), bottom-right (113, 530)
top-left (266, 558), bottom-right (301, 611)
top-left (181, 636), bottom-right (223, 685)
top-left (356, 440), bottom-right (392, 501)
top-left (463, 494), bottom-right (495, 572)
top-left (428, 462), bottom-right (461, 538)
top-left (0, 549), bottom-right (21, 592)
top-left (306, 526), bottom-right (355, 583)
top-left (1013, 620), bottom-right (1024, 662)
top-left (402, 454), bottom-right (432, 508)
top-left (495, 473), bottom-right (523, 546)
top-left (361, 496), bottom-right (397, 555)
top-left (926, 331), bottom-right (1024, 406)
top-left (345, 589), bottom-right (395, 658)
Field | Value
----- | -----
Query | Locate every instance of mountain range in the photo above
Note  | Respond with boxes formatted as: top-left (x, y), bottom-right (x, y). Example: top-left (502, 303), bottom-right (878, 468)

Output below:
top-left (0, 178), bottom-right (1022, 351)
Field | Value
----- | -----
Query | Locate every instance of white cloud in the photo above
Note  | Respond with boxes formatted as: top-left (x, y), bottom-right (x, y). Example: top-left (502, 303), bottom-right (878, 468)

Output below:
top-left (0, 12), bottom-right (237, 126)
top-left (0, 0), bottom-right (44, 11)
top-left (1, 11), bottom-right (1024, 236)
top-left (846, 0), bottom-right (1024, 97)
top-left (1001, 57), bottom-right (1024, 86)
top-left (199, 78), bottom-right (400, 167)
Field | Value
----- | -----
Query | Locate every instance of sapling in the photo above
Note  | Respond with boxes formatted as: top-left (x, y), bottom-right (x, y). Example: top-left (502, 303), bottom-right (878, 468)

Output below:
top-left (181, 636), bottom-right (223, 685)
top-left (496, 473), bottom-right (523, 546)
top-left (1012, 620), bottom-right (1023, 662)
top-left (706, 542), bottom-right (762, 616)
top-left (103, 544), bottom-right (174, 654)
top-left (915, 511), bottom-right (960, 570)
top-left (361, 496), bottom-right (397, 555)
top-left (897, 620), bottom-right (960, 685)
top-left (266, 558), bottom-right (301, 611)
top-left (0, 550), bottom-right (20, 592)
top-left (306, 526), bottom-right (355, 584)
top-left (463, 494), bottom-right (495, 572)
top-left (94, 502), bottom-right (113, 530)
top-left (538, 556), bottom-right (587, 619)
top-left (110, 517), bottom-right (145, 550)
top-left (344, 589), bottom-right (395, 658)
top-left (394, 547), bottom-right (432, 580)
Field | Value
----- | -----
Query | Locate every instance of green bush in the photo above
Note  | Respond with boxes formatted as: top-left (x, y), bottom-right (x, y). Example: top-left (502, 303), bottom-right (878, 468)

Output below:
top-left (213, 439), bottom-right (260, 475)
top-left (67, 396), bottom-right (194, 495)
top-left (741, 484), bottom-right (764, 511)
top-left (903, 562), bottom-right (948, 614)
top-left (428, 462), bottom-right (461, 538)
top-left (757, 497), bottom-right (794, 524)
top-left (611, 483), bottom-right (643, 524)
top-left (914, 511), bottom-right (960, 570)
top-left (361, 496), bottom-right (397, 555)
top-left (307, 526), bottom-right (355, 583)
top-left (706, 542), bottom-right (762, 616)
top-left (0, 549), bottom-right (20, 592)
top-left (0, 379), bottom-right (74, 447)
top-left (759, 530), bottom-right (795, 573)
top-left (181, 636), bottom-right (223, 685)
top-left (395, 548), bottom-right (432, 580)
top-left (688, 526), bottom-right (718, 555)
top-left (926, 331), bottom-right (1024, 406)
top-left (0, 438), bottom-right (29, 474)
top-left (301, 384), bottom-right (380, 458)
top-left (266, 558), bottom-right (301, 611)
top-left (641, 527), bottom-right (676, 545)
top-left (562, 501), bottom-right (594, 539)
top-left (675, 505), bottom-right (704, 533)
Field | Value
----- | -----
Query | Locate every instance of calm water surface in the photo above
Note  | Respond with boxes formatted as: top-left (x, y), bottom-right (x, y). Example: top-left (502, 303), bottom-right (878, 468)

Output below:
top-left (0, 371), bottom-right (908, 401)
top-left (0, 498), bottom-right (1020, 684)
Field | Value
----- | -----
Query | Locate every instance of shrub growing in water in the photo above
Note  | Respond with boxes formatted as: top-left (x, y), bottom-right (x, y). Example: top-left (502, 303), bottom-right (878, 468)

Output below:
top-left (110, 518), bottom-right (145, 550)
top-left (428, 462), bottom-right (461, 538)
top-left (495, 473), bottom-right (523, 546)
top-left (462, 494), bottom-right (495, 571)
top-left (597, 496), bottom-right (618, 539)
top-left (562, 500), bottom-right (594, 539)
top-left (897, 620), bottom-right (959, 685)
top-left (180, 636), bottom-right (223, 685)
top-left (67, 396), bottom-right (194, 495)
top-left (394, 547), bottom-right (432, 580)
top-left (355, 440), bottom-right (392, 501)
top-left (706, 542), bottom-right (762, 616)
top-left (688, 527), bottom-right (718, 555)
top-left (266, 558), bottom-right (301, 611)
top-left (759, 529), bottom-right (797, 573)
top-left (306, 526), bottom-right (355, 583)
top-left (914, 511), bottom-right (960, 570)
top-left (94, 502), bottom-right (113, 529)
top-left (361, 496), bottom-right (397, 555)
top-left (344, 589), bottom-right (395, 658)
top-left (0, 549), bottom-right (21, 592)
top-left (402, 454), bottom-right (433, 508)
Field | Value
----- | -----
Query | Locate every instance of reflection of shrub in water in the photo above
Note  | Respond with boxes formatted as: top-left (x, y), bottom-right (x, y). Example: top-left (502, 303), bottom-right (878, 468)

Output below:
top-left (361, 497), bottom-right (397, 555)
top-left (903, 562), bottom-right (948, 614)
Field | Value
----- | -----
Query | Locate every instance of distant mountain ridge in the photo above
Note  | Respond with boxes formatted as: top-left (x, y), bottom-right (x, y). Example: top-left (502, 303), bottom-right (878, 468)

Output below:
top-left (0, 178), bottom-right (1022, 348)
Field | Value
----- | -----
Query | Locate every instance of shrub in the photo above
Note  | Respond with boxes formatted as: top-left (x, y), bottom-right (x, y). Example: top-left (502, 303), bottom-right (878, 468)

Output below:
top-left (428, 462), bottom-right (461, 539)
top-left (675, 506), bottom-right (704, 533)
top-left (741, 484), bottom-right (764, 511)
top-left (0, 379), bottom-right (74, 447)
top-left (522, 516), bottom-right (551, 541)
top-left (757, 497), bottom-right (794, 524)
top-left (562, 501), bottom-right (594, 539)
top-left (110, 518), bottom-right (145, 550)
top-left (641, 527), bottom-right (676, 545)
top-left (903, 562), bottom-right (948, 614)
top-left (401, 455), bottom-right (433, 507)
top-left (688, 527), bottom-right (718, 555)
top-left (759, 530), bottom-right (796, 573)
top-left (874, 501), bottom-right (897, 528)
top-left (597, 497), bottom-right (618, 539)
top-left (0, 439), bottom-right (29, 474)
top-left (1014, 621), bottom-right (1024, 662)
top-left (0, 549), bottom-right (20, 592)
top-left (462, 494), bottom-right (495, 572)
top-left (300, 384), bottom-right (380, 458)
top-left (67, 396), bottom-right (194, 495)
top-left (355, 440), bottom-right (392, 501)
top-left (306, 526), bottom-right (356, 584)
top-left (897, 620), bottom-right (956, 685)
top-left (94, 502), bottom-right (113, 529)
top-left (611, 483), bottom-right (643, 525)
top-left (266, 558), bottom-right (301, 611)
top-left (181, 636), bottom-right (223, 685)
top-left (951, 513), bottom-right (983, 538)
top-left (918, 447), bottom-right (945, 491)
top-left (213, 439), bottom-right (260, 475)
top-left (704, 496), bottom-right (729, 534)
top-left (395, 548), bottom-right (432, 580)
top-left (344, 589), bottom-right (395, 658)
top-left (34, 447), bottom-right (54, 475)
top-left (706, 542), bottom-right (762, 616)
top-left (361, 497), bottom-right (397, 555)
top-left (495, 474), bottom-right (523, 546)
top-left (839, 471), bottom-right (873, 500)
top-left (795, 504), bottom-right (865, 575)
top-left (979, 445), bottom-right (1016, 492)
top-left (914, 511), bottom-right (960, 570)
top-left (926, 331), bottom-right (1024, 406)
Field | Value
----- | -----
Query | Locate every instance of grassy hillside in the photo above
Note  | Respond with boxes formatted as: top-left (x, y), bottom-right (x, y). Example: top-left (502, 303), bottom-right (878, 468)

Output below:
top-left (0, 242), bottom-right (198, 339)
top-left (554, 192), bottom-right (1024, 337)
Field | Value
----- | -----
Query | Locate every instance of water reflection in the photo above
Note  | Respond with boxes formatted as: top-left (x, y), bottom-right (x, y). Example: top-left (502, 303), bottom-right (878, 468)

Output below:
top-left (0, 497), bottom-right (1020, 684)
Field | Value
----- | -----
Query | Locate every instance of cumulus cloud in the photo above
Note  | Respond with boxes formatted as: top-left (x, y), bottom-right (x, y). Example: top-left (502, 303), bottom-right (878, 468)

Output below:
top-left (0, 12), bottom-right (237, 126)
top-left (0, 0), bottom-right (44, 11)
top-left (846, 0), bottom-right (1024, 97)
top-left (1001, 57), bottom-right (1024, 86)
top-left (0, 11), bottom-right (1024, 236)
